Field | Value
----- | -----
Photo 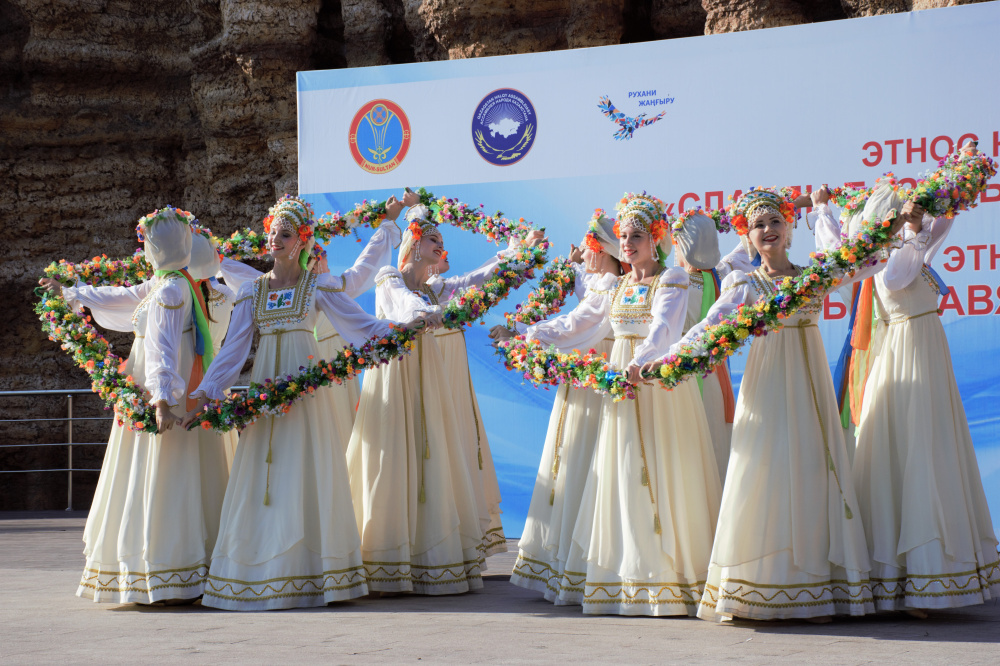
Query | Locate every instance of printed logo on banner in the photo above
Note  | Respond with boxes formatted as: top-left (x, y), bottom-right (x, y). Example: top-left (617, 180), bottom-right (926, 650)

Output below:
top-left (472, 88), bottom-right (537, 166)
top-left (597, 91), bottom-right (674, 141)
top-left (349, 99), bottom-right (411, 174)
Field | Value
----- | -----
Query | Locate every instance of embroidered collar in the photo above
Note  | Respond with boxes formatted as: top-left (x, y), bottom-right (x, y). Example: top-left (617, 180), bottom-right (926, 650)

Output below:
top-left (252, 270), bottom-right (317, 327)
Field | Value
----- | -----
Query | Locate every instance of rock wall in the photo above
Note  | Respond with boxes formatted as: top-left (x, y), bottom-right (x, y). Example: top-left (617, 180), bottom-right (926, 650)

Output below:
top-left (0, 0), bottom-right (987, 509)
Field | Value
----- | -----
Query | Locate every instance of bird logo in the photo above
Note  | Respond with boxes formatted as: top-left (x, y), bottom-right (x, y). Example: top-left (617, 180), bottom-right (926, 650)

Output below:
top-left (597, 96), bottom-right (666, 141)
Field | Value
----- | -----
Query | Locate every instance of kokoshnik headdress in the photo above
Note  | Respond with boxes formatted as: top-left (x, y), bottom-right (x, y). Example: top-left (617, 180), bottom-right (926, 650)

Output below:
top-left (263, 195), bottom-right (320, 270)
top-left (612, 192), bottom-right (671, 264)
top-left (729, 187), bottom-right (798, 262)
top-left (398, 204), bottom-right (440, 268)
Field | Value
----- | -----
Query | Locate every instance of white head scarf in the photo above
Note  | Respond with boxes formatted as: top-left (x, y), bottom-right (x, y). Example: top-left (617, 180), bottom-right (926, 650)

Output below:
top-left (188, 232), bottom-right (221, 281)
top-left (397, 205), bottom-right (438, 268)
top-left (842, 181), bottom-right (905, 241)
top-left (587, 212), bottom-right (621, 260)
top-left (141, 209), bottom-right (193, 272)
top-left (672, 212), bottom-right (721, 270)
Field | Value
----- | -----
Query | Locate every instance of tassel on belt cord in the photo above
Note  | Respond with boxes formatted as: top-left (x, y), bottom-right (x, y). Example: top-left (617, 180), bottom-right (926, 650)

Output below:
top-left (256, 327), bottom-right (311, 506)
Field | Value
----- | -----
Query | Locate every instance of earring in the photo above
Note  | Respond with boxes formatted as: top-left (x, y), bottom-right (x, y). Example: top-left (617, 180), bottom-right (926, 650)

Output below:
top-left (414, 243), bottom-right (422, 263)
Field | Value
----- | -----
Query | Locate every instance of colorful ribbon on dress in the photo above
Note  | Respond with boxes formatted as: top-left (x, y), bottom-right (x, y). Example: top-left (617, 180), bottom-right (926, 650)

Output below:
top-left (154, 268), bottom-right (215, 410)
top-left (695, 269), bottom-right (735, 423)
top-left (924, 263), bottom-right (949, 296)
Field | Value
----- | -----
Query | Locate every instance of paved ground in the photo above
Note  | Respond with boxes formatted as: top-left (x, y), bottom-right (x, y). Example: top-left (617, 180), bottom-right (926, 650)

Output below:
top-left (1, 512), bottom-right (998, 664)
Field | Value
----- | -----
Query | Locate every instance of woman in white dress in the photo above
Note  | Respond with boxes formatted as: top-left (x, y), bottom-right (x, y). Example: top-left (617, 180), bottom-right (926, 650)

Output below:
top-left (42, 207), bottom-right (229, 604)
top-left (509, 194), bottom-right (721, 616)
top-left (184, 196), bottom-right (425, 610)
top-left (501, 211), bottom-right (622, 602)
top-left (188, 229), bottom-right (240, 469)
top-left (669, 187), bottom-right (910, 622)
top-left (424, 212), bottom-right (523, 558)
top-left (672, 212), bottom-right (737, 483)
top-left (216, 192), bottom-right (416, 457)
top-left (852, 178), bottom-right (999, 613)
top-left (346, 208), bottom-right (545, 594)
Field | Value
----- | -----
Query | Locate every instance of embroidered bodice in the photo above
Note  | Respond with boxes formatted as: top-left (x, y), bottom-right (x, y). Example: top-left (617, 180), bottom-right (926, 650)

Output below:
top-left (250, 270), bottom-right (320, 333)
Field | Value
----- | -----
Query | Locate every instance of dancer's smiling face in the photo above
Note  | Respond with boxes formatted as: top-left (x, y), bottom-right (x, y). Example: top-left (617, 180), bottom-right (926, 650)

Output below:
top-left (748, 211), bottom-right (788, 256)
top-left (267, 224), bottom-right (301, 263)
top-left (619, 226), bottom-right (654, 266)
top-left (418, 229), bottom-right (444, 265)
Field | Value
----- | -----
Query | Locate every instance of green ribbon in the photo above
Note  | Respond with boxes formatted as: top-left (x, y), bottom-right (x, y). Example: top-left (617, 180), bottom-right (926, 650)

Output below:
top-left (155, 270), bottom-right (214, 370)
top-left (694, 269), bottom-right (717, 397)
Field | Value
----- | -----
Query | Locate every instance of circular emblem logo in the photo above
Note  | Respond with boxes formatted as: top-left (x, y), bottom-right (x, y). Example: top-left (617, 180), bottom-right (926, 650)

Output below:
top-left (471, 88), bottom-right (537, 166)
top-left (349, 99), bottom-right (411, 174)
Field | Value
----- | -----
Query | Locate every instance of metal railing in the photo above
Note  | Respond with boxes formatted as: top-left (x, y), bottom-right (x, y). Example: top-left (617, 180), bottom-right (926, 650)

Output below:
top-left (0, 387), bottom-right (250, 511)
top-left (0, 389), bottom-right (109, 510)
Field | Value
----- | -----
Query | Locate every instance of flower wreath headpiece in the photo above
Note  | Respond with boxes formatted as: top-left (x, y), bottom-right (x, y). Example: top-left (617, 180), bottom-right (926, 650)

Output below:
top-left (584, 208), bottom-right (621, 257)
top-left (191, 223), bottom-right (223, 262)
top-left (135, 206), bottom-right (197, 243)
top-left (669, 208), bottom-right (710, 243)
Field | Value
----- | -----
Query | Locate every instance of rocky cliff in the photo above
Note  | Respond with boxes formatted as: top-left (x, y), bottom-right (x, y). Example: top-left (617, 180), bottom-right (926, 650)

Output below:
top-left (0, 0), bottom-right (984, 509)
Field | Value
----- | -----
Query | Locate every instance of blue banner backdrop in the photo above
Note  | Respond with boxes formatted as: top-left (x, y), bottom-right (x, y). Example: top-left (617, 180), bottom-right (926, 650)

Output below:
top-left (299, 4), bottom-right (1000, 537)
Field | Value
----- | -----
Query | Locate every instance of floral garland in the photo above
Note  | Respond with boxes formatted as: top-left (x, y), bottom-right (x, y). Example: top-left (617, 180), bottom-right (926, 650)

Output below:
top-left (503, 257), bottom-right (578, 328)
top-left (441, 245), bottom-right (549, 329)
top-left (38, 192), bottom-right (547, 432)
top-left (431, 197), bottom-right (536, 245)
top-left (496, 147), bottom-right (997, 400)
top-left (669, 206), bottom-right (734, 236)
top-left (35, 292), bottom-right (159, 431)
top-left (192, 327), bottom-right (420, 431)
top-left (42, 189), bottom-right (536, 288)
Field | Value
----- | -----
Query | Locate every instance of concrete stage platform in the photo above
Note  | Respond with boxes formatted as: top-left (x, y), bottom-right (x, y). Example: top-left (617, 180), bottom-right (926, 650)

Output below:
top-left (2, 512), bottom-right (998, 664)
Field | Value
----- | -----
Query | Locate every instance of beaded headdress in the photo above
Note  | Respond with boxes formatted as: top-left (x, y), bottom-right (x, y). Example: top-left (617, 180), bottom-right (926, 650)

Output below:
top-left (263, 195), bottom-right (318, 270)
top-left (729, 187), bottom-right (799, 260)
top-left (398, 204), bottom-right (440, 268)
top-left (612, 192), bottom-right (671, 264)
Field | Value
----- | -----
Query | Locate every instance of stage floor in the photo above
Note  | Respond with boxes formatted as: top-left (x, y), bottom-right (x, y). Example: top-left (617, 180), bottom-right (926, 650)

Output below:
top-left (2, 512), bottom-right (998, 664)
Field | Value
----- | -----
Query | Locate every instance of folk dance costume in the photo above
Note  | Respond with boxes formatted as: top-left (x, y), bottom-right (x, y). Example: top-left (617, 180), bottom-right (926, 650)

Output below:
top-left (852, 213), bottom-right (1000, 610)
top-left (347, 211), bottom-right (502, 594)
top-left (72, 209), bottom-right (228, 603)
top-left (314, 317), bottom-right (361, 422)
top-left (193, 198), bottom-right (404, 611)
top-left (218, 219), bottom-right (401, 455)
top-left (538, 196), bottom-right (722, 616)
top-left (677, 193), bottom-right (874, 621)
top-left (511, 212), bottom-right (618, 601)
top-left (510, 278), bottom-right (617, 603)
top-left (673, 214), bottom-right (741, 483)
top-left (425, 266), bottom-right (508, 557)
top-left (189, 232), bottom-right (239, 469)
